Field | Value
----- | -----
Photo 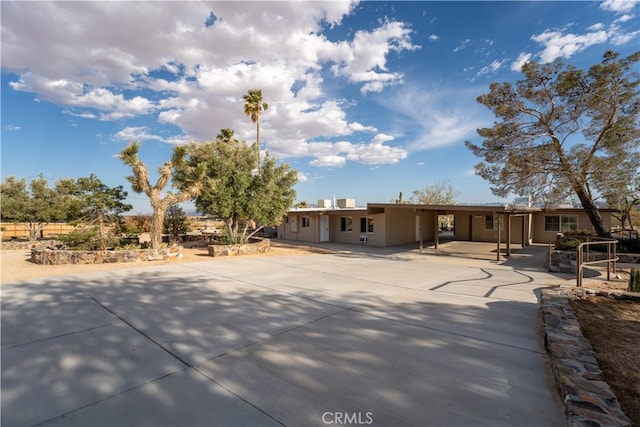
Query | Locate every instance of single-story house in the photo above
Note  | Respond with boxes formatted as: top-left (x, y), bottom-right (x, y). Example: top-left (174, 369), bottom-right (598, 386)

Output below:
top-left (277, 199), bottom-right (615, 253)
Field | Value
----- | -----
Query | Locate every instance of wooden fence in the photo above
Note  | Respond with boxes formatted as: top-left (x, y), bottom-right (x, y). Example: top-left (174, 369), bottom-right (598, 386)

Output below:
top-left (0, 223), bottom-right (76, 239)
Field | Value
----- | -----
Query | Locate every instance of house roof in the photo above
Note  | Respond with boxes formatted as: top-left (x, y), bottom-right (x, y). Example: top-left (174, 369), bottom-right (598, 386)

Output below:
top-left (286, 203), bottom-right (617, 216)
top-left (366, 203), bottom-right (541, 215)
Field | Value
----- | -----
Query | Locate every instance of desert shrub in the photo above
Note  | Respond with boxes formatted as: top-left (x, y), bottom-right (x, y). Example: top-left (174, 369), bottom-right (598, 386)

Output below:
top-left (617, 238), bottom-right (640, 254)
top-left (555, 238), bottom-right (583, 251)
top-left (629, 269), bottom-right (640, 292)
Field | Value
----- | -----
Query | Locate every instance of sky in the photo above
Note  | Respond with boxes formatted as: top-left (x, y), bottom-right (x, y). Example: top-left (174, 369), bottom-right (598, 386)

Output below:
top-left (2, 0), bottom-right (639, 214)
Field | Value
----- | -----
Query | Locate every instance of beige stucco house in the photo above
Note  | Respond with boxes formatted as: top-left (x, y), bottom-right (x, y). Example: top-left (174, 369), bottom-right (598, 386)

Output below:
top-left (277, 200), bottom-right (614, 250)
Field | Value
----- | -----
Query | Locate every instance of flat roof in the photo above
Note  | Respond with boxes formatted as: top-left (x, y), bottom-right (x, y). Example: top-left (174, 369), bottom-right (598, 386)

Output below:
top-left (366, 203), bottom-right (541, 214)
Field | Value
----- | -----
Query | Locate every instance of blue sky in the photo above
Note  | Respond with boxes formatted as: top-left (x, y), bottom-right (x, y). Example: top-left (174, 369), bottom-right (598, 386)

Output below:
top-left (2, 1), bottom-right (639, 214)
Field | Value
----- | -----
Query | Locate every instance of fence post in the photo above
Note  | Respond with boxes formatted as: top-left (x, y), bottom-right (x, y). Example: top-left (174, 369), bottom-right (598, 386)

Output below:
top-left (577, 244), bottom-right (583, 288)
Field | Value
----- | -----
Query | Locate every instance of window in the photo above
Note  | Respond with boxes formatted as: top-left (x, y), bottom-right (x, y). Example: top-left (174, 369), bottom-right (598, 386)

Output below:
top-left (544, 215), bottom-right (578, 232)
top-left (360, 217), bottom-right (374, 233)
top-left (484, 215), bottom-right (494, 230)
top-left (302, 217), bottom-right (310, 228)
top-left (340, 217), bottom-right (353, 232)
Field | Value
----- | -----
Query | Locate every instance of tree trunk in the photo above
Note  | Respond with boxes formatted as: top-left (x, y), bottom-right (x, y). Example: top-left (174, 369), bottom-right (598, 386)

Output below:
top-left (149, 204), bottom-right (166, 249)
top-left (574, 186), bottom-right (611, 238)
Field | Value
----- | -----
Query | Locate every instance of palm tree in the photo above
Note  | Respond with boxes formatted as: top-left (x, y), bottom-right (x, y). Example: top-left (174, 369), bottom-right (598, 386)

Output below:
top-left (243, 89), bottom-right (268, 173)
top-left (118, 141), bottom-right (204, 250)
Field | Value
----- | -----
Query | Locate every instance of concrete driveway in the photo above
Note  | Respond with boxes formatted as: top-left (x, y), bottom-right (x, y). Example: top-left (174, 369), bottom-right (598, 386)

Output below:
top-left (2, 244), bottom-right (565, 426)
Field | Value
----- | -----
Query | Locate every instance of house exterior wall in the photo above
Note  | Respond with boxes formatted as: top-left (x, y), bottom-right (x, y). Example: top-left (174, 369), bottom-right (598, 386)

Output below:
top-left (278, 213), bottom-right (319, 243)
top-left (278, 205), bottom-right (614, 247)
top-left (454, 212), bottom-right (530, 244)
top-left (531, 210), bottom-right (613, 243)
top-left (384, 208), bottom-right (417, 246)
top-left (454, 214), bottom-right (471, 241)
top-left (328, 212), bottom-right (386, 246)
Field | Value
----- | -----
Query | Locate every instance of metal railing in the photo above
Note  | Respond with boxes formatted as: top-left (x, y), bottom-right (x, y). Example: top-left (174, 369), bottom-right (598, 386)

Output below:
top-left (576, 237), bottom-right (618, 287)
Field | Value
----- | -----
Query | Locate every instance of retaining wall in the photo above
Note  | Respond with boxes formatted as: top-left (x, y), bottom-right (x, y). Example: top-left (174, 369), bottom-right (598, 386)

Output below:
top-left (208, 238), bottom-right (270, 257)
top-left (31, 246), bottom-right (183, 265)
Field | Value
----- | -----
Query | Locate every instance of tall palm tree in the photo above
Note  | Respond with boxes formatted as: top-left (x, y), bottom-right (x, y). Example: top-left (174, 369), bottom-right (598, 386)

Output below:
top-left (243, 89), bottom-right (268, 173)
top-left (118, 141), bottom-right (204, 250)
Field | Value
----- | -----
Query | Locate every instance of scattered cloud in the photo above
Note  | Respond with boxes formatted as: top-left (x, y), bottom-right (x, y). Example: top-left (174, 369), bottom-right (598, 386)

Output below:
top-left (476, 59), bottom-right (505, 78)
top-left (529, 17), bottom-right (638, 63)
top-left (511, 52), bottom-right (533, 71)
top-left (4, 125), bottom-right (22, 131)
top-left (1, 0), bottom-right (418, 168)
top-left (297, 171), bottom-right (308, 183)
top-left (532, 29), bottom-right (609, 63)
top-left (428, 34), bottom-right (439, 41)
top-left (600, 0), bottom-right (639, 14)
top-left (453, 39), bottom-right (472, 52)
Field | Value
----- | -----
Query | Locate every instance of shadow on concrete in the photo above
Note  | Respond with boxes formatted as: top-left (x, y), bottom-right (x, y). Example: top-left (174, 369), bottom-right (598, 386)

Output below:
top-left (2, 263), bottom-right (563, 427)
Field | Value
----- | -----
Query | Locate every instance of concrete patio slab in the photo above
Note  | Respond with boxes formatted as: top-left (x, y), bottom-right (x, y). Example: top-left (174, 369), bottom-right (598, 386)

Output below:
top-left (42, 369), bottom-right (282, 427)
top-left (1, 244), bottom-right (566, 427)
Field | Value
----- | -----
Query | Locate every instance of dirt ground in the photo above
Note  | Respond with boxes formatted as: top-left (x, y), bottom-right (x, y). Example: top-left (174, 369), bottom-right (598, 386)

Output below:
top-left (0, 241), bottom-right (337, 284)
top-left (571, 295), bottom-right (640, 425)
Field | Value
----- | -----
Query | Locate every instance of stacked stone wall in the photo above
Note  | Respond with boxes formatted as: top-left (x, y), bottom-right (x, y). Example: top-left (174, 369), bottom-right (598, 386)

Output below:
top-left (2, 240), bottom-right (64, 251)
top-left (208, 238), bottom-right (270, 257)
top-left (31, 246), bottom-right (183, 265)
top-left (541, 287), bottom-right (637, 426)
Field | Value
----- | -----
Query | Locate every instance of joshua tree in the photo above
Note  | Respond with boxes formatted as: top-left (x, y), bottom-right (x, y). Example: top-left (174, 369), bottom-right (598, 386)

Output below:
top-left (243, 89), bottom-right (268, 173)
top-left (118, 141), bottom-right (204, 250)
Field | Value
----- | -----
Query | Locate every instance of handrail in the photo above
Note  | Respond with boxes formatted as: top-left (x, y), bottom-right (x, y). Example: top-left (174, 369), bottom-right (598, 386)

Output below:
top-left (576, 237), bottom-right (618, 287)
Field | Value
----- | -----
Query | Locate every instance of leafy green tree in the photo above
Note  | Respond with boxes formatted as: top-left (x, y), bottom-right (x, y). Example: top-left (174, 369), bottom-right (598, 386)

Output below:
top-left (466, 50), bottom-right (640, 237)
top-left (0, 175), bottom-right (65, 240)
top-left (596, 157), bottom-right (640, 230)
top-left (73, 174), bottom-right (132, 249)
top-left (117, 141), bottom-right (204, 249)
top-left (410, 181), bottom-right (459, 205)
top-left (243, 89), bottom-right (268, 173)
top-left (183, 129), bottom-right (297, 244)
top-left (164, 204), bottom-right (190, 243)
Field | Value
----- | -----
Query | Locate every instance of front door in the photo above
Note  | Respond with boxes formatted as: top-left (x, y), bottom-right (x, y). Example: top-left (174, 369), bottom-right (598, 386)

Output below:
top-left (320, 215), bottom-right (329, 242)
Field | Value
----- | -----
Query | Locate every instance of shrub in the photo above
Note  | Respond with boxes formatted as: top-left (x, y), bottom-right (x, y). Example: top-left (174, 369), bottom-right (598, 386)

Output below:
top-left (629, 269), bottom-right (640, 293)
top-left (618, 238), bottom-right (640, 254)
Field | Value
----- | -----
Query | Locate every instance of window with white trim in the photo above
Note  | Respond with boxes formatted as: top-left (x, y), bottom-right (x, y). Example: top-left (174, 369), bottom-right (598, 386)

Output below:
top-left (544, 215), bottom-right (578, 232)
top-left (302, 217), bottom-right (310, 228)
top-left (340, 217), bottom-right (353, 232)
top-left (360, 217), bottom-right (374, 233)
top-left (484, 215), bottom-right (494, 230)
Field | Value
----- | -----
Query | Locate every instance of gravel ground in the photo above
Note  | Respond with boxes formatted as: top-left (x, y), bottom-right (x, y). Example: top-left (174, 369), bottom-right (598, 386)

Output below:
top-left (0, 242), bottom-right (336, 284)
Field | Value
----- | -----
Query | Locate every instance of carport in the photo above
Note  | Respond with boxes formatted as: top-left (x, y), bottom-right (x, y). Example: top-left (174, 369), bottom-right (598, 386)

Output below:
top-left (368, 203), bottom-right (541, 260)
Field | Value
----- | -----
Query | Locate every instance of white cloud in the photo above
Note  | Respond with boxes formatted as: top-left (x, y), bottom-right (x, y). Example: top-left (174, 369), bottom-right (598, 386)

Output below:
top-left (296, 172), bottom-right (308, 183)
top-left (428, 34), bottom-right (439, 41)
top-left (4, 125), bottom-right (22, 131)
top-left (114, 126), bottom-right (166, 143)
top-left (511, 52), bottom-right (533, 71)
top-left (532, 29), bottom-right (610, 63)
top-left (387, 83), bottom-right (487, 151)
top-left (330, 20), bottom-right (420, 93)
top-left (615, 14), bottom-right (635, 22)
top-left (530, 18), bottom-right (638, 63)
top-left (476, 59), bottom-right (505, 78)
top-left (310, 155), bottom-right (347, 168)
top-left (453, 39), bottom-right (472, 52)
top-left (600, 0), bottom-right (639, 14)
top-left (304, 133), bottom-right (406, 168)
top-left (2, 1), bottom-right (421, 168)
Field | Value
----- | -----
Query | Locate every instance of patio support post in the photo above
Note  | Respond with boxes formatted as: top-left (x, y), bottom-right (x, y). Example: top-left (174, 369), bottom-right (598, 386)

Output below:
top-left (496, 211), bottom-right (501, 262)
top-left (434, 212), bottom-right (440, 250)
top-left (419, 210), bottom-right (423, 253)
top-left (506, 213), bottom-right (511, 257)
